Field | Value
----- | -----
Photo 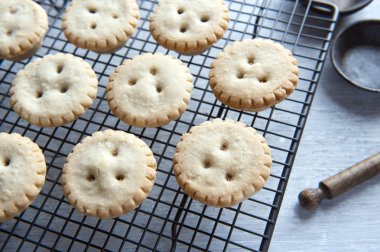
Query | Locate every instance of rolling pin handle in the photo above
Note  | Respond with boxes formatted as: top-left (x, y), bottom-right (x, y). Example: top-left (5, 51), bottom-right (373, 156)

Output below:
top-left (299, 152), bottom-right (380, 210)
top-left (298, 187), bottom-right (326, 210)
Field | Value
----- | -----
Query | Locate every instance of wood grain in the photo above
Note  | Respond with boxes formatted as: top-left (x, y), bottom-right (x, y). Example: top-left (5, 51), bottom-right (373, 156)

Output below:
top-left (271, 1), bottom-right (380, 251)
top-left (322, 152), bottom-right (380, 198)
top-left (299, 152), bottom-right (380, 210)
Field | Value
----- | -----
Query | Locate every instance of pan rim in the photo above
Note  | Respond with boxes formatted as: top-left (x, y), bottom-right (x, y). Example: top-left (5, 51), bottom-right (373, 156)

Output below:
top-left (331, 19), bottom-right (380, 93)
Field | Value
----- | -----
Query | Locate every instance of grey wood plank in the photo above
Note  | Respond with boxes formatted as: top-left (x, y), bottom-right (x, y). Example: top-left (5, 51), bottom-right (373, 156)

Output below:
top-left (271, 1), bottom-right (380, 251)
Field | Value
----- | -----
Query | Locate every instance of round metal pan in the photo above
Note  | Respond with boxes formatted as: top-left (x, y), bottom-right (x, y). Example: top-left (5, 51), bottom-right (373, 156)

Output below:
top-left (303, 0), bottom-right (373, 14)
top-left (331, 20), bottom-right (380, 92)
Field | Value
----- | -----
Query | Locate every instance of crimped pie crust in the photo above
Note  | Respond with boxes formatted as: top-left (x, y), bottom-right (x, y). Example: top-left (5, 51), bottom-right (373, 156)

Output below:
top-left (62, 130), bottom-right (157, 219)
top-left (150, 0), bottom-right (229, 55)
top-left (173, 119), bottom-right (272, 208)
top-left (107, 53), bottom-right (193, 128)
top-left (0, 0), bottom-right (48, 61)
top-left (9, 53), bottom-right (98, 127)
top-left (62, 0), bottom-right (140, 53)
top-left (210, 39), bottom-right (299, 111)
top-left (0, 133), bottom-right (46, 223)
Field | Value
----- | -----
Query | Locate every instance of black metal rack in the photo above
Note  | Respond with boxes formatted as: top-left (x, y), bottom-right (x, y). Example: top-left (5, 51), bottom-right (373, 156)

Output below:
top-left (0, 0), bottom-right (338, 251)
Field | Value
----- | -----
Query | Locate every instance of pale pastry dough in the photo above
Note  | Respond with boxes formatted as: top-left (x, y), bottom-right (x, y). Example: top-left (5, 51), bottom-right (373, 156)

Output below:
top-left (107, 53), bottom-right (193, 128)
top-left (62, 0), bottom-right (140, 53)
top-left (210, 39), bottom-right (299, 111)
top-left (150, 0), bottom-right (229, 55)
top-left (173, 119), bottom-right (272, 208)
top-left (0, 0), bottom-right (48, 61)
top-left (62, 130), bottom-right (157, 219)
top-left (10, 53), bottom-right (98, 127)
top-left (0, 133), bottom-right (46, 223)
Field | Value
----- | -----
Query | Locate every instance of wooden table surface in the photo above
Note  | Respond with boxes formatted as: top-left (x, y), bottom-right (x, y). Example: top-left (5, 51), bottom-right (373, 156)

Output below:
top-left (1, 2), bottom-right (378, 251)
top-left (270, 1), bottom-right (380, 251)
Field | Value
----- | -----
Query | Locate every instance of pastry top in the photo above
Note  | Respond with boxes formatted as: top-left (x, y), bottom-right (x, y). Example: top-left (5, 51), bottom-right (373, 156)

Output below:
top-left (0, 0), bottom-right (48, 60)
top-left (62, 0), bottom-right (140, 52)
top-left (107, 53), bottom-right (193, 128)
top-left (210, 39), bottom-right (299, 111)
top-left (174, 119), bottom-right (272, 208)
top-left (62, 130), bottom-right (157, 219)
top-left (0, 133), bottom-right (46, 223)
top-left (150, 0), bottom-right (229, 54)
top-left (10, 53), bottom-right (98, 127)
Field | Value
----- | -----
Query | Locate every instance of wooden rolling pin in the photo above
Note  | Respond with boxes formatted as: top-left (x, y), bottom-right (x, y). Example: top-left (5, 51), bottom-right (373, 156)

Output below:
top-left (299, 152), bottom-right (380, 210)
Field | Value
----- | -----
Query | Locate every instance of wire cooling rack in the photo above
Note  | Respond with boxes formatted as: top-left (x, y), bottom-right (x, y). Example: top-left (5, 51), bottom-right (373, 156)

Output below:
top-left (0, 0), bottom-right (337, 251)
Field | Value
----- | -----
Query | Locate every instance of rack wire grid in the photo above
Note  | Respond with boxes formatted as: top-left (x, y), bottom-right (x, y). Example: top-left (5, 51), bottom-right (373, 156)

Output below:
top-left (0, 0), bottom-right (338, 251)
